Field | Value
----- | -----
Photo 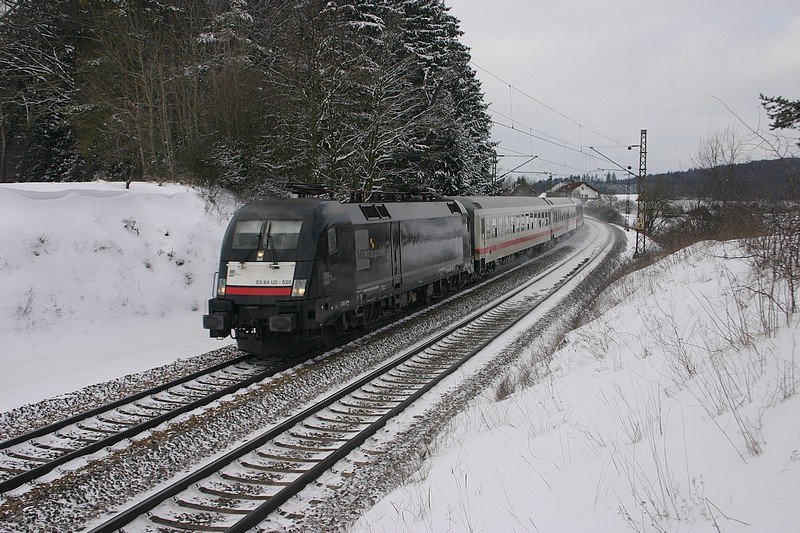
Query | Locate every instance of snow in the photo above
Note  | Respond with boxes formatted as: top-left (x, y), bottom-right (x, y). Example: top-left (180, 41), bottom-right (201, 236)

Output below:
top-left (0, 181), bottom-right (236, 411)
top-left (1, 181), bottom-right (797, 531)
top-left (354, 239), bottom-right (800, 532)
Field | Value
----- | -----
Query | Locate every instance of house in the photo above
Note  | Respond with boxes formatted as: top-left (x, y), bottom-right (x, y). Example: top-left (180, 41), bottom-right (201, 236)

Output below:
top-left (507, 176), bottom-right (539, 197)
top-left (546, 181), bottom-right (600, 201)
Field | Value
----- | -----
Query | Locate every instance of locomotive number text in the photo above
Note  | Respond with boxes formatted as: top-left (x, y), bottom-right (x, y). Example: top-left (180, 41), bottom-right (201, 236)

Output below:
top-left (255, 279), bottom-right (292, 286)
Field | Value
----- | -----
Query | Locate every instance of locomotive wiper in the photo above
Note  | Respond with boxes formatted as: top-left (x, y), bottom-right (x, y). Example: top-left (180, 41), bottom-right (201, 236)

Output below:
top-left (265, 230), bottom-right (279, 268)
top-left (242, 220), bottom-right (266, 265)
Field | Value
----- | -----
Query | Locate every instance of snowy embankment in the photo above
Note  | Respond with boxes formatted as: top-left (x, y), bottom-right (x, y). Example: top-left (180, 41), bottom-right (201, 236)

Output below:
top-left (356, 240), bottom-right (800, 532)
top-left (0, 182), bottom-right (236, 411)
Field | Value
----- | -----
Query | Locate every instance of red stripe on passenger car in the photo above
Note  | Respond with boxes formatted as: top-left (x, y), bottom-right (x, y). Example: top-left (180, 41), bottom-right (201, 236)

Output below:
top-left (476, 223), bottom-right (570, 255)
top-left (226, 286), bottom-right (292, 296)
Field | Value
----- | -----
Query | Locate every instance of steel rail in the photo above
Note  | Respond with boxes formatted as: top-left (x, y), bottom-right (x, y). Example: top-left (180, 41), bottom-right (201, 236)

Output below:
top-left (0, 353), bottom-right (248, 451)
top-left (0, 354), bottom-right (309, 494)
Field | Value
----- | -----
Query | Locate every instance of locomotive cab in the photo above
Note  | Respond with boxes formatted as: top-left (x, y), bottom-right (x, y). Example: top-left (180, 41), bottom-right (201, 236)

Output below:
top-left (203, 199), bottom-right (354, 354)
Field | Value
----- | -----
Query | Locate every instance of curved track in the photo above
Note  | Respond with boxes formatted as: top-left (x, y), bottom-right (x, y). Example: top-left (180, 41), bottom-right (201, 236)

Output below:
top-left (92, 220), bottom-right (614, 532)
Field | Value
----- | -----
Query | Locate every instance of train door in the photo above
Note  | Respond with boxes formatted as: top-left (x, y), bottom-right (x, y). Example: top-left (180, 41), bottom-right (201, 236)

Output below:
top-left (323, 224), bottom-right (354, 297)
top-left (391, 222), bottom-right (402, 288)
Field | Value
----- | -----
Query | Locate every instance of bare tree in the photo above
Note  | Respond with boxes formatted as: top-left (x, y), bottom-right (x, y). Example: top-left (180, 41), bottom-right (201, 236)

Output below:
top-left (638, 182), bottom-right (679, 237)
top-left (0, 0), bottom-right (81, 182)
top-left (691, 125), bottom-right (749, 205)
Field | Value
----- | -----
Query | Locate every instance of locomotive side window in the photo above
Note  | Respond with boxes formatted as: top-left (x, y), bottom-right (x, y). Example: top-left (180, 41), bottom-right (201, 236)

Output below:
top-left (327, 227), bottom-right (337, 254)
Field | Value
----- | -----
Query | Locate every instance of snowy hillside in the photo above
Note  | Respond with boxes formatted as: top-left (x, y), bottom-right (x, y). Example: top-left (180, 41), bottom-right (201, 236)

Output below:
top-left (0, 182), bottom-right (236, 411)
top-left (355, 240), bottom-right (800, 532)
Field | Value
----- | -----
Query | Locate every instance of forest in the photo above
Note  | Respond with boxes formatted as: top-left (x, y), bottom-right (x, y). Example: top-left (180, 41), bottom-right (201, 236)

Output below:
top-left (0, 0), bottom-right (497, 199)
top-left (572, 158), bottom-right (800, 201)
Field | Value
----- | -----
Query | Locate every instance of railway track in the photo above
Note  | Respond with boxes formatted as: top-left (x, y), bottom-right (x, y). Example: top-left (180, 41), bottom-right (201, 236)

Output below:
top-left (91, 220), bottom-right (613, 532)
top-left (0, 354), bottom-right (308, 494)
top-left (0, 225), bottom-right (580, 498)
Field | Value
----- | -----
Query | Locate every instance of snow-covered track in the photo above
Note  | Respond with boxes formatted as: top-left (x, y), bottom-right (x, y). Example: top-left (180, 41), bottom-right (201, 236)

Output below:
top-left (92, 220), bottom-right (613, 532)
top-left (0, 354), bottom-right (305, 494)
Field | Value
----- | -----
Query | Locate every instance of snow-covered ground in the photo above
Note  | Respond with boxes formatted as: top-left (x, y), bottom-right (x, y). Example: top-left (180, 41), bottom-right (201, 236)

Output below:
top-left (3, 182), bottom-right (797, 531)
top-left (0, 182), bottom-right (236, 411)
top-left (355, 239), bottom-right (800, 532)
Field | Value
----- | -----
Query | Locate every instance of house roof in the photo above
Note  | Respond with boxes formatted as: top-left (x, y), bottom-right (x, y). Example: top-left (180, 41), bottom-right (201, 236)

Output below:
top-left (549, 181), bottom-right (599, 193)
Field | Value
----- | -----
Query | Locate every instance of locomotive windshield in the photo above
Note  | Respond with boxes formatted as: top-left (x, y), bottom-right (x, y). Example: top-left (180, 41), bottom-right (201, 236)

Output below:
top-left (232, 220), bottom-right (303, 250)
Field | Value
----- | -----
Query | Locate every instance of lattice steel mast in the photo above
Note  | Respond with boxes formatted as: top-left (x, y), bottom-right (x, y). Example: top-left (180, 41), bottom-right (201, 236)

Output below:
top-left (634, 129), bottom-right (648, 256)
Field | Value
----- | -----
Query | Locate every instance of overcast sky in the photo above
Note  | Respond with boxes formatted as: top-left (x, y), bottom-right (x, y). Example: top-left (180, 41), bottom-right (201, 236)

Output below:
top-left (447, 0), bottom-right (800, 178)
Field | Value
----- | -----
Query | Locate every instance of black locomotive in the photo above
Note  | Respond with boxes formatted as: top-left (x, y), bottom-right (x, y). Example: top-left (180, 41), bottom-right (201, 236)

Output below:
top-left (203, 193), bottom-right (583, 355)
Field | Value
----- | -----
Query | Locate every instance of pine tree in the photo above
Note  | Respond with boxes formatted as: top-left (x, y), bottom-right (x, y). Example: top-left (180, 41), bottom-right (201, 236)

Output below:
top-left (373, 0), bottom-right (495, 195)
top-left (761, 93), bottom-right (800, 146)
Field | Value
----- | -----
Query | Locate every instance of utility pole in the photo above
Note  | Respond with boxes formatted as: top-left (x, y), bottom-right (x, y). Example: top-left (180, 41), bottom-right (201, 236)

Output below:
top-left (634, 129), bottom-right (647, 256)
top-left (624, 180), bottom-right (631, 230)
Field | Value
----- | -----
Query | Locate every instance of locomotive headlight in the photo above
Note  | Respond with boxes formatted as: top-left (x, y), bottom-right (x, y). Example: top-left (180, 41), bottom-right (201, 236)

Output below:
top-left (256, 249), bottom-right (265, 261)
top-left (217, 278), bottom-right (227, 297)
top-left (291, 279), bottom-right (307, 298)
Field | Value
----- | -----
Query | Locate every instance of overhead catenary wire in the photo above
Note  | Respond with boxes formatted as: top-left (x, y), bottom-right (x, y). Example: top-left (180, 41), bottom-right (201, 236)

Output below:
top-left (470, 60), bottom-right (629, 148)
top-left (589, 146), bottom-right (638, 178)
top-left (487, 97), bottom-right (634, 177)
top-left (488, 105), bottom-right (584, 149)
top-left (496, 142), bottom-right (615, 177)
top-left (490, 109), bottom-right (637, 177)
top-left (491, 119), bottom-right (586, 157)
top-left (495, 144), bottom-right (589, 175)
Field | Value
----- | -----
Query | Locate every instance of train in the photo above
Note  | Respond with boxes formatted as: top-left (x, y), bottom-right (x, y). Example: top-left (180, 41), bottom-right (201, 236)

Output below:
top-left (203, 191), bottom-right (583, 355)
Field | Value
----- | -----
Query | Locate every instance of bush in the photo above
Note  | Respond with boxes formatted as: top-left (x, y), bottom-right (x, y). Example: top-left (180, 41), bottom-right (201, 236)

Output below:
top-left (655, 202), bottom-right (766, 252)
top-left (585, 197), bottom-right (626, 226)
